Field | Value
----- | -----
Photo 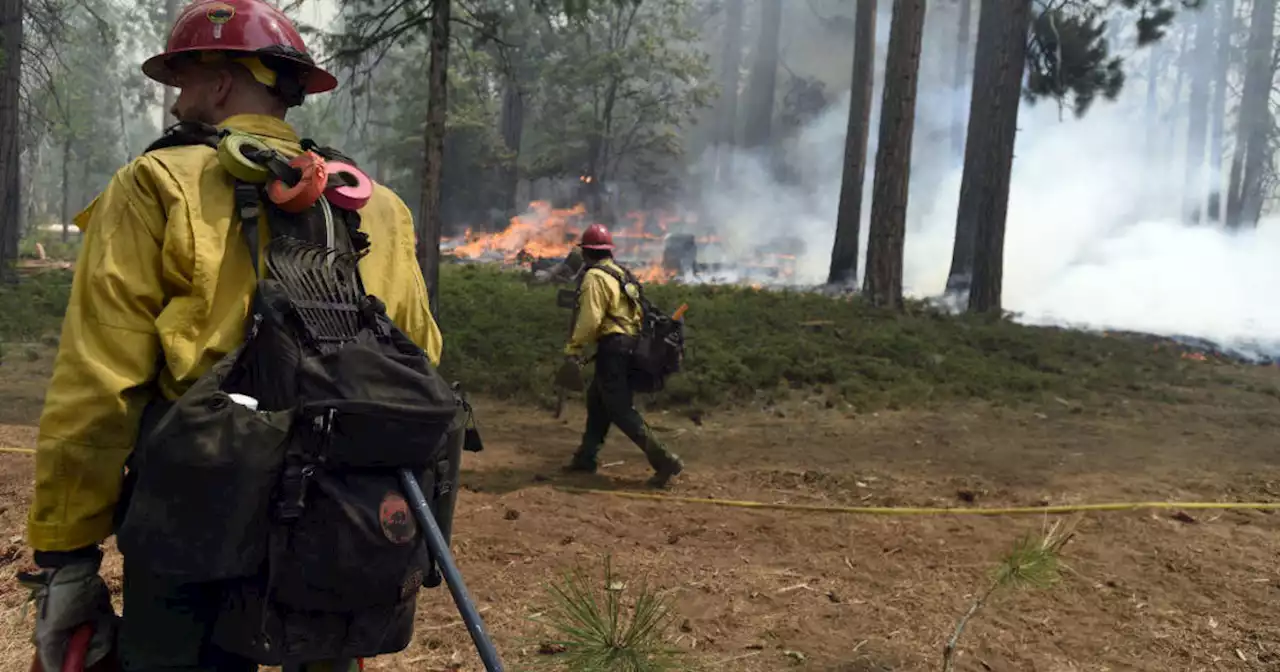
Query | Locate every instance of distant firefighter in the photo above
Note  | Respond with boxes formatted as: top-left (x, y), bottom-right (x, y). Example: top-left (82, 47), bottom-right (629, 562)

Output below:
top-left (560, 223), bottom-right (685, 488)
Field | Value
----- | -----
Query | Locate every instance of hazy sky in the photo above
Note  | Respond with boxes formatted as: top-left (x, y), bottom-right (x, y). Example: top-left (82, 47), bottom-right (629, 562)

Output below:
top-left (292, 0), bottom-right (339, 37)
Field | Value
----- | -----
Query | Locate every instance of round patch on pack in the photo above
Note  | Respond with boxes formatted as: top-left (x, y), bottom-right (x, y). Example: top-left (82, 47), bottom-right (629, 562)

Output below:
top-left (378, 493), bottom-right (417, 545)
top-left (624, 283), bottom-right (641, 301)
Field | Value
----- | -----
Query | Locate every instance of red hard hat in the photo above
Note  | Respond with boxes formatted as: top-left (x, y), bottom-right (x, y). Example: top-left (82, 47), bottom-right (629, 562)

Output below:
top-left (581, 223), bottom-right (615, 251)
top-left (142, 0), bottom-right (338, 95)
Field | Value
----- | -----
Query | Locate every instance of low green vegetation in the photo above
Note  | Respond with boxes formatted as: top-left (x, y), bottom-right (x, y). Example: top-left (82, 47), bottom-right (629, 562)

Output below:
top-left (0, 270), bottom-right (72, 344)
top-left (439, 263), bottom-right (1217, 411)
top-left (0, 262), bottom-right (1228, 412)
top-left (531, 555), bottom-right (685, 672)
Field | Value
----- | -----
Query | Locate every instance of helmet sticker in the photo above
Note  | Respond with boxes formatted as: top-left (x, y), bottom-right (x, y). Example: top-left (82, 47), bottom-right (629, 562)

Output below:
top-left (206, 2), bottom-right (235, 39)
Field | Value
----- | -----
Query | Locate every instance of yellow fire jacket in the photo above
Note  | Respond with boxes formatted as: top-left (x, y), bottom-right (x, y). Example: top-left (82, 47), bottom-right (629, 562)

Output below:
top-left (564, 258), bottom-right (641, 356)
top-left (27, 114), bottom-right (443, 552)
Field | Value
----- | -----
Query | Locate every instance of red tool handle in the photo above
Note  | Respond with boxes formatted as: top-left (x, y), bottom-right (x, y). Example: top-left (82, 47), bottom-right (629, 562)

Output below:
top-left (29, 623), bottom-right (95, 672)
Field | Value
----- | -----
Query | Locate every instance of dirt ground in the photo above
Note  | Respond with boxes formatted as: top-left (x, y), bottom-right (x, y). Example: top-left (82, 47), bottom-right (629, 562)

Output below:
top-left (2, 350), bottom-right (1280, 671)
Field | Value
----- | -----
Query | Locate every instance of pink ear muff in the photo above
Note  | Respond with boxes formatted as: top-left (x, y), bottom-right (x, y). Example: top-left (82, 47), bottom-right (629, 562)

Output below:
top-left (324, 160), bottom-right (374, 211)
top-left (267, 151), bottom-right (328, 213)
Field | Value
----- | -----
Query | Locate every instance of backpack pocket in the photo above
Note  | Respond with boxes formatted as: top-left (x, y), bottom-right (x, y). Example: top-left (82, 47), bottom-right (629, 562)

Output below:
top-left (269, 468), bottom-right (431, 612)
top-left (117, 390), bottom-right (292, 582)
top-left (299, 399), bottom-right (458, 469)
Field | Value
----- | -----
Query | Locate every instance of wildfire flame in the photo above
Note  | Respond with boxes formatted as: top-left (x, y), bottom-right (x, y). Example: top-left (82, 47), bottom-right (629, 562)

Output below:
top-left (449, 201), bottom-right (585, 260)
top-left (443, 200), bottom-right (795, 285)
top-left (444, 200), bottom-right (682, 282)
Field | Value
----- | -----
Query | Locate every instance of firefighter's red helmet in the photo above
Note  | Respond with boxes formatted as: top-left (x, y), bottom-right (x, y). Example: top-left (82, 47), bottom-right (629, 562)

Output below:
top-left (142, 0), bottom-right (338, 95)
top-left (580, 223), bottom-right (615, 251)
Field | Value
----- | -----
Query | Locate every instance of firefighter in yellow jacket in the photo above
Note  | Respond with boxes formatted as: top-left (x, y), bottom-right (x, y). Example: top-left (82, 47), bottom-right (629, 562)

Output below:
top-left (22, 1), bottom-right (441, 670)
top-left (563, 224), bottom-right (684, 488)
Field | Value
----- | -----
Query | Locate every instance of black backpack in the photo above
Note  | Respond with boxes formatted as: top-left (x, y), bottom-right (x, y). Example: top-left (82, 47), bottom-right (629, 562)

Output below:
top-left (591, 263), bottom-right (685, 393)
top-left (114, 123), bottom-right (479, 665)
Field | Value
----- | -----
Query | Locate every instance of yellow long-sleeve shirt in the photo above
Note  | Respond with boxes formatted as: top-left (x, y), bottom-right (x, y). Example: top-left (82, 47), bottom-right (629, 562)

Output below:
top-left (564, 259), bottom-right (641, 356)
top-left (27, 114), bottom-right (443, 552)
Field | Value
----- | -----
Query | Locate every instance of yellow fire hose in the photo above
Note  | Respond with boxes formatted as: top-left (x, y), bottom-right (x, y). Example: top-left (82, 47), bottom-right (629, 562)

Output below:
top-left (2, 445), bottom-right (1276, 516)
top-left (555, 487), bottom-right (1280, 516)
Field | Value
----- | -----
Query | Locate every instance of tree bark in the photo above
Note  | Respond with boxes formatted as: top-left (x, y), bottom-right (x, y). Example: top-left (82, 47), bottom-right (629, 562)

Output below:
top-left (961, 0), bottom-right (1032, 314)
top-left (952, 0), bottom-right (972, 160)
top-left (60, 138), bottom-right (71, 243)
top-left (1183, 5), bottom-right (1213, 223)
top-left (417, 0), bottom-right (451, 317)
top-left (162, 0), bottom-right (180, 127)
top-left (742, 0), bottom-right (782, 151)
top-left (1226, 0), bottom-right (1276, 228)
top-left (714, 0), bottom-right (745, 185)
top-left (0, 0), bottom-right (23, 279)
top-left (1162, 27), bottom-right (1191, 168)
top-left (1206, 0), bottom-right (1234, 223)
top-left (862, 0), bottom-right (926, 309)
top-left (1143, 42), bottom-right (1160, 166)
top-left (826, 0), bottom-right (876, 287)
top-left (498, 79), bottom-right (524, 217)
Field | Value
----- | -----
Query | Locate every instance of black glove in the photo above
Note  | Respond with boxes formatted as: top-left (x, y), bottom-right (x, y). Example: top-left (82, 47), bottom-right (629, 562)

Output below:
top-left (20, 547), bottom-right (117, 671)
top-left (556, 355), bottom-right (586, 392)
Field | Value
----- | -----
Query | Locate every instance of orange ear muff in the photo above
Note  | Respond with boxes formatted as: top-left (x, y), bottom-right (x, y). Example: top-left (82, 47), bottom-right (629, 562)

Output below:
top-left (267, 151), bottom-right (328, 213)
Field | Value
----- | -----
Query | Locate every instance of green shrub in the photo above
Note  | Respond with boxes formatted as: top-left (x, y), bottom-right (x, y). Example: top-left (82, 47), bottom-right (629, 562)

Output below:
top-left (1, 263), bottom-right (1221, 412)
top-left (0, 270), bottom-right (72, 342)
top-left (435, 263), bottom-right (1210, 410)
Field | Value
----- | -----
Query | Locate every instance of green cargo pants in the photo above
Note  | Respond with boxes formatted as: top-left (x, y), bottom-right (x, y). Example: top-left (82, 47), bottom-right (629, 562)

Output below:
top-left (570, 336), bottom-right (682, 481)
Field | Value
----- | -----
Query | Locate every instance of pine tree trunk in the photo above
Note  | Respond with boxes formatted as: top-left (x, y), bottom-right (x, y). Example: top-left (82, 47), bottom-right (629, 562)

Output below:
top-left (862, 0), bottom-right (925, 309)
top-left (1143, 44), bottom-right (1160, 166)
top-left (714, 0), bottom-right (745, 185)
top-left (952, 0), bottom-right (972, 160)
top-left (0, 0), bottom-right (22, 280)
top-left (826, 0), bottom-right (877, 287)
top-left (418, 0), bottom-right (451, 316)
top-left (742, 0), bottom-right (782, 151)
top-left (499, 80), bottom-right (524, 216)
top-left (1227, 0), bottom-right (1276, 228)
top-left (1183, 5), bottom-right (1213, 223)
top-left (1206, 0), bottom-right (1234, 223)
top-left (1163, 27), bottom-right (1191, 171)
top-left (60, 138), bottom-right (71, 243)
top-left (162, 0), bottom-right (179, 126)
top-left (962, 0), bottom-right (1032, 314)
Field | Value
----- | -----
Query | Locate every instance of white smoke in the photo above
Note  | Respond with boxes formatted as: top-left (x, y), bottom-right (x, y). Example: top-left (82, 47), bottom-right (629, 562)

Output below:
top-left (694, 58), bottom-right (1280, 357)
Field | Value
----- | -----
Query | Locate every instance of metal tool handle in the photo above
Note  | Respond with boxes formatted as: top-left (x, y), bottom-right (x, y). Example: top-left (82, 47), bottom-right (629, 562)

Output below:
top-left (398, 470), bottom-right (505, 672)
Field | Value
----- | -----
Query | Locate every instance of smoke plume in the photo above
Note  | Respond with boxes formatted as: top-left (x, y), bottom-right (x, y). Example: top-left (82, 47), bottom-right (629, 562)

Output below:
top-left (694, 45), bottom-right (1280, 358)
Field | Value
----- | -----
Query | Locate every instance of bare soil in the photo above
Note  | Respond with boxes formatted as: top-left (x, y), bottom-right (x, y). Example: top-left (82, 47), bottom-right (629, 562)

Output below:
top-left (2, 350), bottom-right (1280, 671)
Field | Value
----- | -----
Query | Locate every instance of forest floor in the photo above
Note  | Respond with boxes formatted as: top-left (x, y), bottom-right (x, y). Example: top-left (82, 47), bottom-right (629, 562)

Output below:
top-left (2, 346), bottom-right (1280, 671)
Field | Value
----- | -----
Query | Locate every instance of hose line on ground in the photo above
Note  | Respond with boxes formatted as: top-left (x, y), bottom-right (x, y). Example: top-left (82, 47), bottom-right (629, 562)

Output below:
top-left (556, 487), bottom-right (1280, 516)
top-left (2, 446), bottom-right (1274, 517)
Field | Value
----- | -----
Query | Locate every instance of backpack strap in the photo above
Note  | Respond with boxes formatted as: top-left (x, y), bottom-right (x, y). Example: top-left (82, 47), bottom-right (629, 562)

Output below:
top-left (234, 181), bottom-right (264, 278)
top-left (591, 262), bottom-right (651, 311)
top-left (143, 121), bottom-right (222, 154)
top-left (141, 124), bottom-right (373, 289)
top-left (587, 262), bottom-right (652, 331)
top-left (301, 138), bottom-right (360, 166)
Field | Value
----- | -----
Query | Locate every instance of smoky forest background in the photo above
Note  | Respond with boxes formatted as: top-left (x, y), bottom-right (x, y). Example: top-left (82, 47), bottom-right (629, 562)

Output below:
top-left (0, 0), bottom-right (1275, 335)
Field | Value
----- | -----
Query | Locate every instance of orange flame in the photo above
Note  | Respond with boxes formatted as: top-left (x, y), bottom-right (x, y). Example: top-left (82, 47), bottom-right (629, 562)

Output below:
top-left (449, 201), bottom-right (585, 260)
top-left (443, 201), bottom-right (797, 285)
